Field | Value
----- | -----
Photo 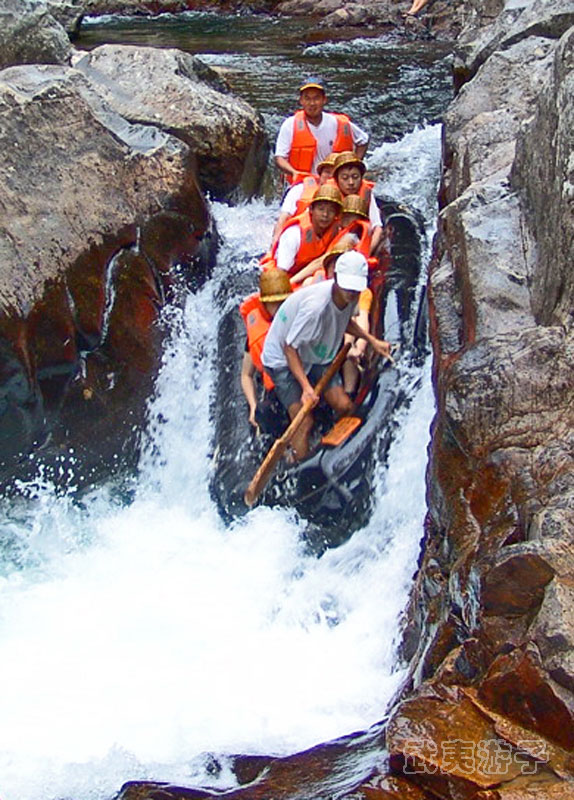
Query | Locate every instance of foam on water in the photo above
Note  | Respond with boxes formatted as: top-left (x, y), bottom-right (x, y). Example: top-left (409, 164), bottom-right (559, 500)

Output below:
top-left (370, 122), bottom-right (443, 222)
top-left (0, 125), bottom-right (441, 800)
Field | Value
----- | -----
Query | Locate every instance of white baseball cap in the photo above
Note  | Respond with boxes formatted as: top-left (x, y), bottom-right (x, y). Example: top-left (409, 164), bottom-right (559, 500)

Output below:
top-left (334, 250), bottom-right (368, 292)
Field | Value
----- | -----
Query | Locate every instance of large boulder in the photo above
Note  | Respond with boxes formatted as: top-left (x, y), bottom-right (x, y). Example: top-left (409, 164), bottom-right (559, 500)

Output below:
top-left (454, 0), bottom-right (574, 83)
top-left (0, 36), bottom-right (270, 482)
top-left (392, 7), bottom-right (574, 800)
top-left (72, 44), bottom-right (270, 200)
top-left (0, 0), bottom-right (72, 68)
top-left (0, 62), bottom-right (213, 479)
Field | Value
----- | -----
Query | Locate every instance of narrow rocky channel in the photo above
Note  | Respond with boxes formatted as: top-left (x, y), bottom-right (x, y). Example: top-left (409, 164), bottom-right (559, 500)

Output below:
top-left (1, 1), bottom-right (573, 799)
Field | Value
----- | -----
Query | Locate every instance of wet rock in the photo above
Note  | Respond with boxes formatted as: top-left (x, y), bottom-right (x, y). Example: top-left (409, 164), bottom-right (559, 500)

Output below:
top-left (72, 44), bottom-right (269, 200)
top-left (531, 578), bottom-right (574, 693)
top-left (118, 725), bottom-right (388, 799)
top-left (478, 645), bottom-right (574, 751)
top-left (480, 546), bottom-right (553, 616)
top-left (512, 26), bottom-right (574, 328)
top-left (0, 63), bottom-right (211, 475)
top-left (431, 638), bottom-right (490, 687)
top-left (0, 0), bottom-right (71, 69)
top-left (342, 772), bottom-right (433, 798)
top-left (386, 683), bottom-right (547, 797)
top-left (488, 781), bottom-right (574, 799)
top-left (400, 0), bottom-right (574, 792)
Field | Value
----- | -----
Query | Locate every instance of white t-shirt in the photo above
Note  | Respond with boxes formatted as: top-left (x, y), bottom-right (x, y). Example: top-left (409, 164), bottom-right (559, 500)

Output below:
top-left (275, 112), bottom-right (369, 175)
top-left (280, 182), bottom-right (304, 215)
top-left (275, 225), bottom-right (302, 272)
top-left (368, 193), bottom-right (382, 228)
top-left (262, 280), bottom-right (357, 373)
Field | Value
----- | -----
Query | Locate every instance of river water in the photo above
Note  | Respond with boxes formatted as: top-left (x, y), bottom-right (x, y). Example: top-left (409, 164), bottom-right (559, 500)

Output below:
top-left (0, 13), bottom-right (452, 800)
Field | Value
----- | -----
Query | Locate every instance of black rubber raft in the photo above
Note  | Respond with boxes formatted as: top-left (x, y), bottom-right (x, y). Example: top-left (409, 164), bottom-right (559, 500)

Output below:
top-left (210, 198), bottom-right (428, 551)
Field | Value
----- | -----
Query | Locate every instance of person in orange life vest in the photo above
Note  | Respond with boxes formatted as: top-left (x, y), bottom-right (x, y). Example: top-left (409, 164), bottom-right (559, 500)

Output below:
top-left (321, 231), bottom-right (374, 395)
top-left (339, 194), bottom-right (372, 258)
top-left (274, 77), bottom-right (369, 185)
top-left (270, 153), bottom-right (339, 248)
top-left (300, 229), bottom-right (358, 286)
top-left (240, 269), bottom-right (293, 430)
top-left (263, 184), bottom-right (343, 286)
top-left (261, 251), bottom-right (392, 462)
top-left (332, 151), bottom-right (384, 257)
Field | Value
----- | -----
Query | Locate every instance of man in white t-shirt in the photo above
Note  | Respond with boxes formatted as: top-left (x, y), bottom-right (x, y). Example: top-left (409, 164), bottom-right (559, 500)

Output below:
top-left (262, 251), bottom-right (392, 461)
top-left (274, 77), bottom-right (370, 185)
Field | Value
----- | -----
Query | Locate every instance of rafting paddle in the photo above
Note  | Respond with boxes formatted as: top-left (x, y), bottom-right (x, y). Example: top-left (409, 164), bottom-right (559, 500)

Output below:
top-left (244, 343), bottom-right (351, 507)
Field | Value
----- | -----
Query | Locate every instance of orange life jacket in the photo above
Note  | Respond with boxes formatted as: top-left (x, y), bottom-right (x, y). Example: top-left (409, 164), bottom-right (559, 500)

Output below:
top-left (288, 110), bottom-right (355, 184)
top-left (357, 179), bottom-right (374, 208)
top-left (239, 293), bottom-right (275, 391)
top-left (294, 175), bottom-right (320, 216)
top-left (336, 219), bottom-right (372, 258)
top-left (263, 209), bottom-right (340, 277)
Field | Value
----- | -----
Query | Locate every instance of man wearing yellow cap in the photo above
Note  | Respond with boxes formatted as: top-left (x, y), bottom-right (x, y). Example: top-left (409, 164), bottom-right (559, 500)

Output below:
top-left (262, 184), bottom-right (343, 283)
top-left (274, 77), bottom-right (369, 185)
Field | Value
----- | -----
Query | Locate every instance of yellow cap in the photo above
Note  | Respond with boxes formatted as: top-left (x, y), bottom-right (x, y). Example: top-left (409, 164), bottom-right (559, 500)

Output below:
top-left (334, 150), bottom-right (366, 176)
top-left (299, 77), bottom-right (325, 93)
top-left (310, 184), bottom-right (343, 208)
top-left (259, 268), bottom-right (293, 302)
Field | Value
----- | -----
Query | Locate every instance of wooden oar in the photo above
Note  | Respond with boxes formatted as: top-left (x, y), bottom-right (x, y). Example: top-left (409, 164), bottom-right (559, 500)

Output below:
top-left (244, 343), bottom-right (351, 508)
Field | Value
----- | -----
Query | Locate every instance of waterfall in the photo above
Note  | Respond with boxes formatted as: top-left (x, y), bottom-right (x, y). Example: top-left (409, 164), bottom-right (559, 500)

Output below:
top-left (0, 123), bottom-right (441, 800)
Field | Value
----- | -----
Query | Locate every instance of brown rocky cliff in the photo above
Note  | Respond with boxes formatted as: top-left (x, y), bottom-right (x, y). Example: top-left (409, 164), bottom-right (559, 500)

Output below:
top-left (384, 1), bottom-right (574, 797)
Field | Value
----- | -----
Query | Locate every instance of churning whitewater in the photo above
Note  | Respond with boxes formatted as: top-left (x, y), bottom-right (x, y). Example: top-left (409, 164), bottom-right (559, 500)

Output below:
top-left (0, 124), bottom-right (441, 800)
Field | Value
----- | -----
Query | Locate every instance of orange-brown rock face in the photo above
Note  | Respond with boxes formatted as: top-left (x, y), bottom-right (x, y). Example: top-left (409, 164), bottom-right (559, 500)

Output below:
top-left (388, 8), bottom-right (574, 800)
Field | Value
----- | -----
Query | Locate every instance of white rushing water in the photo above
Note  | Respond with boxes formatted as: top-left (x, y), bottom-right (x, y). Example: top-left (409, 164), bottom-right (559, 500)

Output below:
top-left (0, 124), bottom-right (441, 800)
